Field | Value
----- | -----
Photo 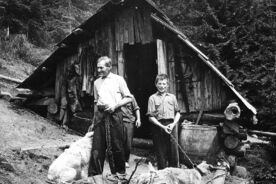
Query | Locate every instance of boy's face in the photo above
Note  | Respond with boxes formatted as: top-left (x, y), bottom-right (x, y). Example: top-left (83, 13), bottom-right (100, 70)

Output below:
top-left (156, 79), bottom-right (168, 94)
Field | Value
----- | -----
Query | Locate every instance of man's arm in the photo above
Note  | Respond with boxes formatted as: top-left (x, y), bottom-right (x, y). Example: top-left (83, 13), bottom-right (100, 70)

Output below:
top-left (135, 109), bottom-right (141, 128)
top-left (88, 103), bottom-right (97, 132)
top-left (105, 76), bottom-right (133, 113)
top-left (105, 96), bottom-right (132, 113)
top-left (115, 96), bottom-right (132, 109)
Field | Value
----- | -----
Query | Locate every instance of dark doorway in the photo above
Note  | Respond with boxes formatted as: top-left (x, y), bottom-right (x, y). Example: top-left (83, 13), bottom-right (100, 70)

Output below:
top-left (124, 43), bottom-right (157, 138)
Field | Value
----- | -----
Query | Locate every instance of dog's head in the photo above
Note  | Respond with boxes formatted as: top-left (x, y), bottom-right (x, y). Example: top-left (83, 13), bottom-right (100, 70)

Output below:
top-left (196, 161), bottom-right (210, 175)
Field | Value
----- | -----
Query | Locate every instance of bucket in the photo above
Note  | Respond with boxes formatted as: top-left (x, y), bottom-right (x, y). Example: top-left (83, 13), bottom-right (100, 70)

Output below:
top-left (179, 124), bottom-right (218, 158)
top-left (70, 112), bottom-right (93, 134)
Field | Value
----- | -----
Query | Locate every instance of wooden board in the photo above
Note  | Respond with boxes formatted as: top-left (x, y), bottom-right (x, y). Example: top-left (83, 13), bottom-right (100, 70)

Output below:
top-left (156, 39), bottom-right (167, 74)
top-left (133, 9), bottom-right (141, 43)
top-left (117, 51), bottom-right (125, 77)
top-left (142, 6), bottom-right (153, 44)
top-left (115, 17), bottom-right (120, 51)
top-left (167, 43), bottom-right (176, 94)
top-left (128, 8), bottom-right (135, 45)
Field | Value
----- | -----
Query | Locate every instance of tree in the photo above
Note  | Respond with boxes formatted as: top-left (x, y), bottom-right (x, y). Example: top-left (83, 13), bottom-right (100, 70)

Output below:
top-left (30, 0), bottom-right (43, 21)
top-left (154, 0), bottom-right (276, 128)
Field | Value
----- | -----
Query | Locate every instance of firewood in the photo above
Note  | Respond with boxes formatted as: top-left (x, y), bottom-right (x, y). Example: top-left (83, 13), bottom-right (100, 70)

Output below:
top-left (224, 135), bottom-right (240, 150)
top-left (48, 102), bottom-right (58, 114)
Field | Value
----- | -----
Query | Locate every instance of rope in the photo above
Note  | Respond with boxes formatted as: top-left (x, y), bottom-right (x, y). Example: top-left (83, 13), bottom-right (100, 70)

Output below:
top-left (169, 133), bottom-right (195, 168)
top-left (73, 114), bottom-right (92, 121)
top-left (126, 158), bottom-right (144, 184)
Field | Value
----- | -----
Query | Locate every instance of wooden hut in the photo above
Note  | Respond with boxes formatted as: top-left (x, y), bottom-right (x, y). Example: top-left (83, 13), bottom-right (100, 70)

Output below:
top-left (18, 0), bottom-right (256, 137)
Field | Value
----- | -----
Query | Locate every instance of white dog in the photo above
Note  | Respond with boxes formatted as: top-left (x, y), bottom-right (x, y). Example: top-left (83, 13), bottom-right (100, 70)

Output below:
top-left (135, 161), bottom-right (210, 184)
top-left (47, 131), bottom-right (94, 183)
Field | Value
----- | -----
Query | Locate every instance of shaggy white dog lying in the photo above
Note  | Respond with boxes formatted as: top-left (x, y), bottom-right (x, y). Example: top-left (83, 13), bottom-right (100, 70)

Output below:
top-left (47, 131), bottom-right (94, 183)
top-left (134, 161), bottom-right (210, 184)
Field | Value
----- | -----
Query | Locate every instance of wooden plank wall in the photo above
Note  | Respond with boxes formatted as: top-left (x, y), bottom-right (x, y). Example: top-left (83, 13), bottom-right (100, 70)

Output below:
top-left (174, 44), bottom-right (227, 113)
top-left (54, 5), bottom-right (155, 124)
top-left (114, 6), bottom-right (153, 51)
top-left (55, 55), bottom-right (76, 102)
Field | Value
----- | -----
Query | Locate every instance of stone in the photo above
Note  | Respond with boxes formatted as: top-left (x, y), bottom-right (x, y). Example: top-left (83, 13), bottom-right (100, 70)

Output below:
top-left (232, 165), bottom-right (248, 179)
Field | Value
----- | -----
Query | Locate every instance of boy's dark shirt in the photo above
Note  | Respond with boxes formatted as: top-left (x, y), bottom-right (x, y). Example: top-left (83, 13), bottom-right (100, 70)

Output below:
top-left (121, 97), bottom-right (139, 123)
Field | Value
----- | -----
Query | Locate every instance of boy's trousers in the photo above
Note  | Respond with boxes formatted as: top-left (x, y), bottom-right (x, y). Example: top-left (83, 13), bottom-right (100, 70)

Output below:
top-left (151, 119), bottom-right (179, 170)
top-left (88, 108), bottom-right (125, 176)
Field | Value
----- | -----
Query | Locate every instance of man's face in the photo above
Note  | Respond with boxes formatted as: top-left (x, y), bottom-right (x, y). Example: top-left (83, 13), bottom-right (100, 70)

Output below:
top-left (97, 60), bottom-right (111, 77)
top-left (156, 79), bottom-right (168, 94)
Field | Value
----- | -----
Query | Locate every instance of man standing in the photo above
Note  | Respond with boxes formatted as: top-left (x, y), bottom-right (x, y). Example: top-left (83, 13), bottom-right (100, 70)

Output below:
top-left (88, 56), bottom-right (132, 181)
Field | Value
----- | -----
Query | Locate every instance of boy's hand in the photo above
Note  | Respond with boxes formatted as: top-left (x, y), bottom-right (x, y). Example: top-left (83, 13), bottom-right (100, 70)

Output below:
top-left (163, 125), bottom-right (172, 134)
top-left (167, 123), bottom-right (175, 132)
top-left (135, 119), bottom-right (141, 128)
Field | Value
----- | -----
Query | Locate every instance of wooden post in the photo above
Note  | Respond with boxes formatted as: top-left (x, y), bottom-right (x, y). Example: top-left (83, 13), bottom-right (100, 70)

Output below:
top-left (117, 51), bottom-right (125, 77)
top-left (156, 39), bottom-right (167, 74)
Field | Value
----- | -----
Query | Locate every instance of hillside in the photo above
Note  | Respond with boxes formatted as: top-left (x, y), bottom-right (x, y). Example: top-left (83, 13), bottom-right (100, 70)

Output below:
top-left (0, 0), bottom-right (107, 93)
top-left (0, 98), bottom-right (81, 184)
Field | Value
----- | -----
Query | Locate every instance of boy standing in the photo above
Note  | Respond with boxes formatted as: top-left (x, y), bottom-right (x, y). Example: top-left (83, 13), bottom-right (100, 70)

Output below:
top-left (121, 96), bottom-right (141, 167)
top-left (147, 74), bottom-right (181, 170)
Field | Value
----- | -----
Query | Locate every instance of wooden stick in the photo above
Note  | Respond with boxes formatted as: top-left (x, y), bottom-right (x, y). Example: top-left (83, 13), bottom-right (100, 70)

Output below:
top-left (248, 130), bottom-right (276, 137)
top-left (195, 108), bottom-right (204, 125)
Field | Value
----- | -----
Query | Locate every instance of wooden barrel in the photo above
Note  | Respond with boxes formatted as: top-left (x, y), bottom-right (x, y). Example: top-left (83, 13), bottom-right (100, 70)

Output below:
top-left (180, 125), bottom-right (218, 157)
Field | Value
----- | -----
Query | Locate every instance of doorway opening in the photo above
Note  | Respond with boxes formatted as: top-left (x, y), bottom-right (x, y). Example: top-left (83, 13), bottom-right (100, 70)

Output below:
top-left (124, 43), bottom-right (157, 138)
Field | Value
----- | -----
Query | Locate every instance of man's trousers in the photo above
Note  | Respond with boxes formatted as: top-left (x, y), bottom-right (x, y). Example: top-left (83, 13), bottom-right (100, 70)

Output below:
top-left (88, 109), bottom-right (125, 176)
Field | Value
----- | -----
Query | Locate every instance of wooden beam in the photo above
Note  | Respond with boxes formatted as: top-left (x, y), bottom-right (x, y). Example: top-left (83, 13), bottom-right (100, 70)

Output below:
top-left (20, 142), bottom-right (72, 152)
top-left (156, 39), bottom-right (167, 74)
top-left (15, 88), bottom-right (55, 98)
top-left (0, 91), bottom-right (13, 100)
top-left (0, 74), bottom-right (23, 84)
top-left (27, 97), bottom-right (55, 106)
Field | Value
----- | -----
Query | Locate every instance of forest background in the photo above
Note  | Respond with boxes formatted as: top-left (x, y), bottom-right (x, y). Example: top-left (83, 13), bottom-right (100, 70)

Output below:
top-left (0, 0), bottom-right (275, 130)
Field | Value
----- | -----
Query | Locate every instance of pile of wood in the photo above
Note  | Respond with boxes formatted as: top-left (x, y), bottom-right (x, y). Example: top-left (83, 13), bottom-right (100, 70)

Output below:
top-left (220, 102), bottom-right (248, 157)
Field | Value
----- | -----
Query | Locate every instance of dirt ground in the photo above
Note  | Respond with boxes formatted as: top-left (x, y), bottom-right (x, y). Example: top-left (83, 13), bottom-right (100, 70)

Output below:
top-left (0, 98), bottom-right (153, 184)
top-left (0, 98), bottom-right (276, 184)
